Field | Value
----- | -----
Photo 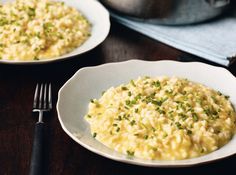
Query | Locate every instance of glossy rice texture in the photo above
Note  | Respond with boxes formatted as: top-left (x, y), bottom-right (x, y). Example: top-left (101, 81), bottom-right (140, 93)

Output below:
top-left (85, 76), bottom-right (236, 160)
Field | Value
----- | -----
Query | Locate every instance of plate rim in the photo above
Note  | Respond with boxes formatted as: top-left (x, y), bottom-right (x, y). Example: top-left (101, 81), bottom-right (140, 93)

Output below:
top-left (57, 59), bottom-right (236, 167)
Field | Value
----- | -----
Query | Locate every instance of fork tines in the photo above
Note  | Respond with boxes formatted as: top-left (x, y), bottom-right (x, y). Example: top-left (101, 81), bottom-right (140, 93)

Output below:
top-left (33, 83), bottom-right (52, 111)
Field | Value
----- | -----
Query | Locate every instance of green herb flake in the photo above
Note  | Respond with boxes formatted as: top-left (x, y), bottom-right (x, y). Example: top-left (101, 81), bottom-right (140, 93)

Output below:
top-left (144, 135), bottom-right (148, 139)
top-left (125, 100), bottom-right (132, 106)
top-left (163, 133), bottom-right (168, 138)
top-left (124, 106), bottom-right (129, 110)
top-left (116, 127), bottom-right (120, 132)
top-left (180, 113), bottom-right (187, 121)
top-left (175, 122), bottom-right (183, 129)
top-left (126, 150), bottom-right (135, 156)
top-left (224, 95), bottom-right (230, 99)
top-left (130, 80), bottom-right (136, 87)
top-left (87, 115), bottom-right (92, 118)
top-left (121, 86), bottom-right (128, 91)
top-left (204, 109), bottom-right (210, 116)
top-left (0, 18), bottom-right (8, 26)
top-left (117, 115), bottom-right (122, 121)
top-left (28, 7), bottom-right (36, 17)
top-left (128, 91), bottom-right (132, 96)
top-left (123, 115), bottom-right (129, 120)
top-left (151, 100), bottom-right (163, 106)
top-left (130, 120), bottom-right (136, 126)
top-left (152, 148), bottom-right (157, 152)
top-left (93, 132), bottom-right (97, 138)
top-left (187, 129), bottom-right (192, 135)
top-left (192, 113), bottom-right (199, 122)
top-left (134, 108), bottom-right (139, 113)
top-left (34, 56), bottom-right (39, 60)
top-left (152, 81), bottom-right (161, 88)
top-left (157, 109), bottom-right (166, 115)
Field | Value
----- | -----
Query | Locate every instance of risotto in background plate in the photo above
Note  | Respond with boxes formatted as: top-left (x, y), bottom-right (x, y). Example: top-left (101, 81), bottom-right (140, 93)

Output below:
top-left (0, 0), bottom-right (91, 61)
top-left (57, 60), bottom-right (236, 167)
top-left (0, 0), bottom-right (110, 64)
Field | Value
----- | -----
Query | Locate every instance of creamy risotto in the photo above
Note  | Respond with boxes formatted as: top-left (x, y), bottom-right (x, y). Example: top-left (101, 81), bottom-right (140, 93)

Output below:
top-left (85, 76), bottom-right (236, 160)
top-left (0, 0), bottom-right (91, 61)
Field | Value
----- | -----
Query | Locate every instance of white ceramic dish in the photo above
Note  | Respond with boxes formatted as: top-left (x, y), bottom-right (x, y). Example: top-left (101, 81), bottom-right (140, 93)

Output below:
top-left (0, 0), bottom-right (110, 64)
top-left (57, 60), bottom-right (236, 167)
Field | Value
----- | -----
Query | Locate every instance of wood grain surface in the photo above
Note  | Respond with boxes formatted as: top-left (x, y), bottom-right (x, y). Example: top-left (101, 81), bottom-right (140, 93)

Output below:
top-left (0, 21), bottom-right (236, 175)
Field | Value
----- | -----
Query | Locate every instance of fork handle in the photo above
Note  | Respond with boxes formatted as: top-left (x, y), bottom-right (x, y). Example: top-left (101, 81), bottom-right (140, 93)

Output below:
top-left (29, 122), bottom-right (45, 175)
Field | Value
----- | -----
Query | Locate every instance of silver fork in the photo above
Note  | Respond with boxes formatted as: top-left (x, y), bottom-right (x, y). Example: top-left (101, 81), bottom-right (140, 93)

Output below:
top-left (29, 83), bottom-right (52, 175)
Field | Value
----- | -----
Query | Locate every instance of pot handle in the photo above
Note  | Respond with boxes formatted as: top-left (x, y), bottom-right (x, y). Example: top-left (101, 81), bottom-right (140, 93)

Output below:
top-left (206, 0), bottom-right (230, 8)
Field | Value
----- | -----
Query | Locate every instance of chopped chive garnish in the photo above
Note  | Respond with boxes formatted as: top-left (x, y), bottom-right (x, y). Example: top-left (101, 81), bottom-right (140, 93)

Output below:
top-left (175, 122), bottom-right (183, 129)
top-left (152, 127), bottom-right (156, 132)
top-left (116, 127), bottom-right (120, 132)
top-left (134, 94), bottom-right (142, 101)
top-left (187, 129), bottom-right (192, 135)
top-left (204, 109), bottom-right (210, 116)
top-left (157, 109), bottom-right (166, 114)
top-left (126, 150), bottom-right (135, 156)
top-left (87, 115), bottom-right (92, 118)
top-left (124, 106), bottom-right (129, 110)
top-left (121, 86), bottom-right (128, 90)
top-left (212, 109), bottom-right (218, 115)
top-left (144, 135), bottom-right (148, 139)
top-left (180, 113), bottom-right (187, 121)
top-left (130, 80), bottom-right (136, 87)
top-left (123, 116), bottom-right (129, 120)
top-left (152, 81), bottom-right (161, 88)
top-left (134, 108), bottom-right (138, 113)
top-left (128, 91), bottom-right (132, 96)
top-left (93, 132), bottom-right (97, 138)
top-left (224, 95), bottom-right (230, 99)
top-left (152, 148), bottom-right (157, 151)
top-left (125, 100), bottom-right (132, 107)
top-left (192, 113), bottom-right (198, 122)
top-left (151, 100), bottom-right (163, 106)
top-left (34, 57), bottom-right (39, 60)
top-left (130, 120), bottom-right (135, 126)
top-left (131, 99), bottom-right (137, 105)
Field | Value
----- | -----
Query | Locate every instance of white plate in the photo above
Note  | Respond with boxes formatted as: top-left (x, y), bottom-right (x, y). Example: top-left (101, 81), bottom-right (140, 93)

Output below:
top-left (0, 0), bottom-right (110, 64)
top-left (57, 60), bottom-right (236, 167)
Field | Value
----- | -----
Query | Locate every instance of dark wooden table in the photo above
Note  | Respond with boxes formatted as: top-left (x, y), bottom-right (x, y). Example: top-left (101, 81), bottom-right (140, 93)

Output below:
top-left (1, 21), bottom-right (236, 175)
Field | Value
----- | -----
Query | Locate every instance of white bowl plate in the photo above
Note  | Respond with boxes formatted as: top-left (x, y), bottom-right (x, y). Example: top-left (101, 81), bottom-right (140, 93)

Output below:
top-left (0, 0), bottom-right (110, 64)
top-left (57, 60), bottom-right (236, 167)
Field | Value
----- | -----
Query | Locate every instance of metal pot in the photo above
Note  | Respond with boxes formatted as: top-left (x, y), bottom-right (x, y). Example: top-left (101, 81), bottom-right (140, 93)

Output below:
top-left (100, 0), bottom-right (231, 25)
